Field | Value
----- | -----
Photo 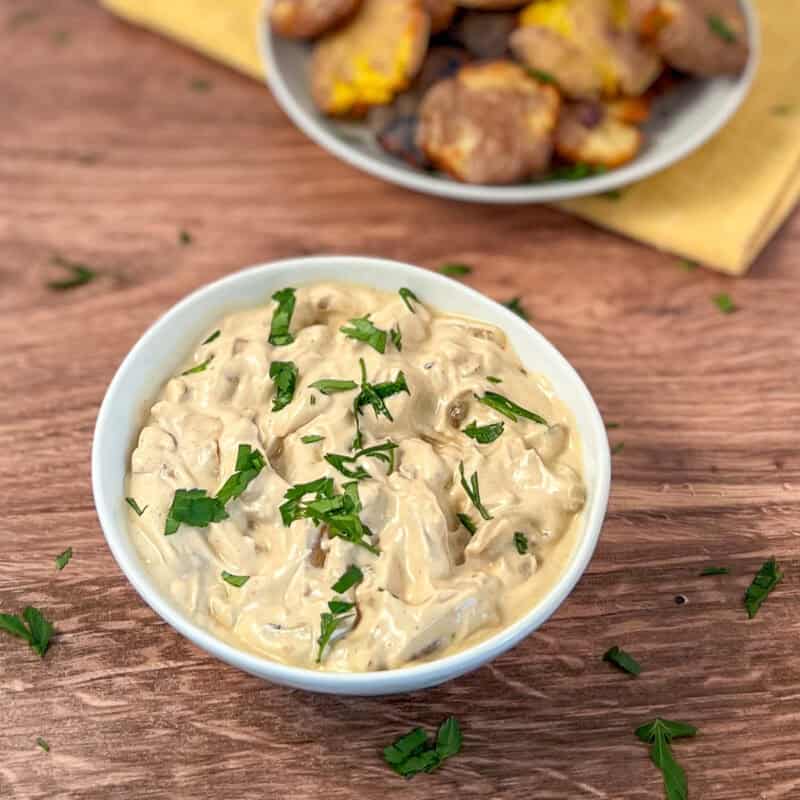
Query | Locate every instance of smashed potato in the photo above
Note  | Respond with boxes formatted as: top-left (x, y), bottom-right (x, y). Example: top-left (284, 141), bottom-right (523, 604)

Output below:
top-left (269, 0), bottom-right (361, 39)
top-left (636, 0), bottom-right (749, 76)
top-left (423, 0), bottom-right (457, 34)
top-left (511, 0), bottom-right (662, 98)
top-left (417, 61), bottom-right (560, 184)
top-left (555, 101), bottom-right (642, 167)
top-left (310, 0), bottom-right (429, 115)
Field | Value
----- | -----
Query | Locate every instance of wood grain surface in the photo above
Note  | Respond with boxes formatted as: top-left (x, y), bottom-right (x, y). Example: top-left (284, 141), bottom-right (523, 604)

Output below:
top-left (1, 2), bottom-right (799, 799)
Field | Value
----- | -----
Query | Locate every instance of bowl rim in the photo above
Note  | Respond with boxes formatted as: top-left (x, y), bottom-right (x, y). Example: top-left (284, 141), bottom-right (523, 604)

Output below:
top-left (258, 0), bottom-right (759, 204)
top-left (92, 256), bottom-right (611, 693)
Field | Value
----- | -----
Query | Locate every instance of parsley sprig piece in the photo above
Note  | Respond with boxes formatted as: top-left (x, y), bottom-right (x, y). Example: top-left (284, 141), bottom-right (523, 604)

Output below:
top-left (0, 606), bottom-right (55, 658)
top-left (513, 532), bottom-right (528, 554)
top-left (309, 378), bottom-right (358, 395)
top-left (325, 440), bottom-right (399, 480)
top-left (165, 489), bottom-right (228, 536)
top-left (603, 645), bottom-right (641, 676)
top-left (36, 737), bottom-right (50, 752)
top-left (332, 565), bottom-right (363, 593)
top-left (635, 718), bottom-right (697, 800)
top-left (301, 434), bottom-right (324, 444)
top-left (47, 256), bottom-right (97, 290)
top-left (340, 316), bottom-right (388, 353)
top-left (125, 497), bottom-right (147, 516)
top-left (440, 263), bottom-right (472, 277)
top-left (713, 293), bottom-right (736, 314)
top-left (268, 288), bottom-right (296, 346)
top-left (202, 330), bottom-right (220, 345)
top-left (279, 478), bottom-right (379, 555)
top-left (398, 287), bottom-right (421, 312)
top-left (459, 462), bottom-right (493, 520)
top-left (700, 566), bottom-right (729, 576)
top-left (221, 571), bottom-right (249, 587)
top-left (390, 324), bottom-right (402, 351)
top-left (464, 420), bottom-right (504, 444)
top-left (181, 356), bottom-right (213, 376)
top-left (215, 444), bottom-right (267, 505)
top-left (317, 599), bottom-right (356, 663)
top-left (54, 547), bottom-right (73, 571)
top-left (457, 513), bottom-right (477, 535)
top-left (744, 558), bottom-right (782, 618)
top-left (476, 391), bottom-right (547, 426)
top-left (352, 359), bottom-right (410, 449)
top-left (504, 296), bottom-right (529, 321)
top-left (384, 717), bottom-right (463, 778)
top-left (269, 360), bottom-right (298, 412)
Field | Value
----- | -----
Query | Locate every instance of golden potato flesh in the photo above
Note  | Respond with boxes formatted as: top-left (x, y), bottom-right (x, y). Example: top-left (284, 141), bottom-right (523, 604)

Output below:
top-left (555, 101), bottom-right (642, 167)
top-left (269, 0), bottom-right (361, 39)
top-left (637, 0), bottom-right (749, 76)
top-left (511, 0), bottom-right (662, 98)
top-left (310, 0), bottom-right (430, 116)
top-left (416, 61), bottom-right (561, 184)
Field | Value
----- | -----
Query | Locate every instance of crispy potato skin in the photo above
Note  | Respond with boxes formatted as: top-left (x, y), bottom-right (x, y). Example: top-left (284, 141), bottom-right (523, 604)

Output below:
top-left (555, 101), bottom-right (642, 167)
top-left (311, 0), bottom-right (430, 116)
top-left (417, 61), bottom-right (561, 184)
top-left (269, 0), bottom-right (361, 39)
top-left (423, 0), bottom-right (457, 34)
top-left (637, 0), bottom-right (749, 76)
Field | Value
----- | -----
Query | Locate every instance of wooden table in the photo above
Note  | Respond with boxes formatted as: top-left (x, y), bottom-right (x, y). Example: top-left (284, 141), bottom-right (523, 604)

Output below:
top-left (2, 2), bottom-right (798, 798)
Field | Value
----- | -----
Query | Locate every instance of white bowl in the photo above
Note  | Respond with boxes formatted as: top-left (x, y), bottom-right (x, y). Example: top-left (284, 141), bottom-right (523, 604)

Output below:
top-left (92, 256), bottom-right (610, 694)
top-left (259, 0), bottom-right (759, 204)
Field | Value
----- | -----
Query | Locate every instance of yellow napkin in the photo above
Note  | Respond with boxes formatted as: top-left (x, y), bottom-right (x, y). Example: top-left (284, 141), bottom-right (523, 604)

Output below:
top-left (103, 0), bottom-right (800, 275)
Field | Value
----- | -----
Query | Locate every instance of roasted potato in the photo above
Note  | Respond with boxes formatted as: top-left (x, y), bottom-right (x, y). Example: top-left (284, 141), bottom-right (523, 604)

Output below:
top-left (555, 101), bottom-right (642, 167)
top-left (417, 61), bottom-right (560, 184)
top-left (423, 0), bottom-right (457, 34)
top-left (269, 0), bottom-right (361, 39)
top-left (511, 0), bottom-right (662, 98)
top-left (449, 11), bottom-right (517, 59)
top-left (310, 0), bottom-right (430, 115)
top-left (635, 0), bottom-right (749, 76)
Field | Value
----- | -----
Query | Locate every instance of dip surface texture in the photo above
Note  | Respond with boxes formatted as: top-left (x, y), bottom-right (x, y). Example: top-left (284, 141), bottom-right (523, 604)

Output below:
top-left (126, 282), bottom-right (586, 671)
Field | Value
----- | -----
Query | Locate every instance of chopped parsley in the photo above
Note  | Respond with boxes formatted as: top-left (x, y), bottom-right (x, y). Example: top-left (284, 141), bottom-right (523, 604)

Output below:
top-left (526, 67), bottom-right (557, 84)
top-left (352, 359), bottom-right (410, 448)
top-left (513, 532), bottom-right (528, 555)
top-left (603, 645), bottom-right (641, 676)
top-left (605, 422), bottom-right (620, 430)
top-left (340, 316), bottom-right (387, 353)
top-left (325, 440), bottom-right (398, 480)
top-left (215, 444), bottom-right (267, 505)
top-left (459, 461), bottom-right (492, 521)
top-left (744, 558), bottom-right (782, 618)
top-left (486, 376), bottom-right (502, 384)
top-left (36, 737), bottom-right (50, 752)
top-left (679, 259), bottom-right (699, 272)
top-left (164, 489), bottom-right (228, 536)
top-left (707, 14), bottom-right (737, 42)
top-left (332, 565), bottom-right (363, 593)
top-left (457, 513), bottom-right (477, 535)
top-left (202, 329), bottom-right (220, 345)
top-left (713, 293), bottom-right (736, 314)
top-left (611, 442), bottom-right (625, 455)
top-left (601, 189), bottom-right (623, 201)
top-left (399, 287), bottom-right (421, 312)
top-left (47, 256), bottom-right (97, 290)
top-left (179, 229), bottom-right (192, 246)
top-left (0, 606), bottom-right (55, 658)
top-left (54, 547), bottom-right (73, 571)
top-left (221, 571), bottom-right (250, 587)
top-left (476, 391), bottom-right (547, 425)
top-left (301, 434), bottom-right (324, 444)
top-left (269, 360), bottom-right (298, 412)
top-left (503, 296), bottom-right (529, 321)
top-left (700, 566), bottom-right (730, 576)
top-left (316, 599), bottom-right (356, 662)
top-left (309, 378), bottom-right (358, 395)
top-left (268, 287), bottom-right (296, 346)
top-left (635, 718), bottom-right (697, 800)
top-left (390, 324), bottom-right (402, 352)
top-left (181, 356), bottom-right (213, 376)
top-left (383, 717), bottom-right (462, 778)
top-left (439, 263), bottom-right (472, 277)
top-left (464, 420), bottom-right (504, 444)
top-left (190, 77), bottom-right (212, 91)
top-left (125, 497), bottom-right (147, 516)
top-left (546, 163), bottom-right (607, 181)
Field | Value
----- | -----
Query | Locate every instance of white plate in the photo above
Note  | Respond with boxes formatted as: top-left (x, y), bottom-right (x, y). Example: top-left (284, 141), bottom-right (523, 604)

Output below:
top-left (259, 0), bottom-right (759, 203)
top-left (92, 256), bottom-right (611, 695)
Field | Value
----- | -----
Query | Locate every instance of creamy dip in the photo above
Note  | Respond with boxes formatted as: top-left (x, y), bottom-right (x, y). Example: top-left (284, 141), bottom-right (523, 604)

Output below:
top-left (126, 282), bottom-right (586, 671)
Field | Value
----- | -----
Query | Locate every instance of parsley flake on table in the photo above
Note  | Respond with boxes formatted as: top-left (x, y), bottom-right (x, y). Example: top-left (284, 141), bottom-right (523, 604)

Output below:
top-left (398, 287), bottom-right (421, 312)
top-left (332, 565), bottom-right (363, 593)
top-left (459, 462), bottom-right (492, 521)
top-left (54, 547), bottom-right (73, 571)
top-left (125, 496), bottom-right (147, 516)
top-left (189, 77), bottom-right (212, 91)
top-left (713, 293), bottom-right (736, 314)
top-left (0, 606), bottom-right (55, 658)
top-left (744, 558), bottom-right (783, 618)
top-left (464, 420), bottom-right (504, 444)
top-left (268, 287), bottom-right (296, 346)
top-left (269, 360), bottom-right (298, 412)
top-left (611, 442), bottom-right (625, 455)
top-left (179, 229), bottom-right (192, 246)
top-left (340, 316), bottom-right (387, 353)
top-left (603, 645), bottom-right (642, 676)
top-left (439, 263), bottom-right (473, 277)
top-left (700, 566), bottom-right (730, 576)
top-left (383, 717), bottom-right (463, 778)
top-left (36, 737), bottom-right (50, 752)
top-left (47, 256), bottom-right (97, 290)
top-left (635, 718), bottom-right (697, 800)
top-left (221, 571), bottom-right (249, 588)
top-left (503, 296), bottom-right (529, 320)
top-left (476, 391), bottom-right (547, 425)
